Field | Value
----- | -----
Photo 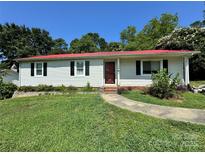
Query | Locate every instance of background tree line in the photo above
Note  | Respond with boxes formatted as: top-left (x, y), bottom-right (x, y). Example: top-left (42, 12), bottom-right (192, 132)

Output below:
top-left (0, 13), bottom-right (183, 61)
top-left (0, 8), bottom-right (204, 80)
top-left (0, 23), bottom-right (68, 65)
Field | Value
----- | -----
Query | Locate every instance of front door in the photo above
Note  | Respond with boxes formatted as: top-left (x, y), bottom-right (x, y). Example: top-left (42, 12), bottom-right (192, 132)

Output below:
top-left (105, 62), bottom-right (115, 84)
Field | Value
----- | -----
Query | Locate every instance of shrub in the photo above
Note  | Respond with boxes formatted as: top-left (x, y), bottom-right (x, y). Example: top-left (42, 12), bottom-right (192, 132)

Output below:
top-left (54, 85), bottom-right (67, 92)
top-left (18, 85), bottom-right (78, 93)
top-left (66, 85), bottom-right (78, 91)
top-left (18, 86), bottom-right (36, 92)
top-left (36, 85), bottom-right (54, 92)
top-left (82, 82), bottom-right (95, 92)
top-left (0, 76), bottom-right (17, 99)
top-left (148, 69), bottom-right (180, 99)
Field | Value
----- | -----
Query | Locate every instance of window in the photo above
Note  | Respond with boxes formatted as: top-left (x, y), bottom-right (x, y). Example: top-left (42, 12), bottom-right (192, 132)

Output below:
top-left (76, 61), bottom-right (85, 76)
top-left (142, 61), bottom-right (160, 75)
top-left (36, 63), bottom-right (43, 76)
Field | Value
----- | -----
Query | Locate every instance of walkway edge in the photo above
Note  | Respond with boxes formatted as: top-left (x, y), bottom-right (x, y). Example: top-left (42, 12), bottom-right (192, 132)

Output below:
top-left (101, 93), bottom-right (205, 125)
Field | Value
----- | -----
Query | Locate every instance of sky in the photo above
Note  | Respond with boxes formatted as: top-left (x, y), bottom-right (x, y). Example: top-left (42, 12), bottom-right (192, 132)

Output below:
top-left (0, 1), bottom-right (204, 45)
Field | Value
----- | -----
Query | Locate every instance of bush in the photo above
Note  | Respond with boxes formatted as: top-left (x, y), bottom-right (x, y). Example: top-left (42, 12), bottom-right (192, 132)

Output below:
top-left (81, 82), bottom-right (95, 92)
top-left (0, 76), bottom-right (17, 99)
top-left (148, 69), bottom-right (180, 99)
top-left (18, 86), bottom-right (36, 92)
top-left (55, 85), bottom-right (77, 93)
top-left (18, 85), bottom-right (78, 93)
top-left (18, 84), bottom-right (97, 93)
top-left (66, 85), bottom-right (78, 91)
top-left (36, 85), bottom-right (54, 92)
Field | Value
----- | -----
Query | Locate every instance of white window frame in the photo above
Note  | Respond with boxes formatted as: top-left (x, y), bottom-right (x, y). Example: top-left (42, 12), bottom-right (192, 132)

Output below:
top-left (35, 62), bottom-right (43, 77)
top-left (75, 60), bottom-right (85, 76)
top-left (141, 59), bottom-right (163, 76)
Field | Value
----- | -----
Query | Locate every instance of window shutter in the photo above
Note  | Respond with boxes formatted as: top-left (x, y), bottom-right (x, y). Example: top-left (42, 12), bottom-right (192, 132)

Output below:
top-left (136, 61), bottom-right (141, 75)
top-left (31, 63), bottom-right (34, 76)
top-left (70, 61), bottom-right (75, 76)
top-left (43, 63), bottom-right (47, 76)
top-left (163, 60), bottom-right (168, 73)
top-left (85, 61), bottom-right (90, 76)
top-left (17, 63), bottom-right (19, 73)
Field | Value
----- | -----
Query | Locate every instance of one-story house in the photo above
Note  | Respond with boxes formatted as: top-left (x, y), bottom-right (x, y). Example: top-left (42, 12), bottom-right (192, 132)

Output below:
top-left (15, 50), bottom-right (200, 88)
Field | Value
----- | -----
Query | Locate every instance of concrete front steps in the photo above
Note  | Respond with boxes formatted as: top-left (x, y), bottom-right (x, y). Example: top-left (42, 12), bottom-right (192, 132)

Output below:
top-left (102, 85), bottom-right (146, 94)
top-left (103, 86), bottom-right (118, 94)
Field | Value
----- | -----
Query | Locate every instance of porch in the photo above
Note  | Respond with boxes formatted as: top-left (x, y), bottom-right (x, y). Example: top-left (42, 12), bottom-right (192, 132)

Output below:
top-left (103, 56), bottom-right (190, 91)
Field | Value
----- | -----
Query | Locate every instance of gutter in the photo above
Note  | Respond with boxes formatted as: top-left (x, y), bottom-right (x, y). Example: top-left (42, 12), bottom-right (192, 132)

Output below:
top-left (15, 51), bottom-right (201, 62)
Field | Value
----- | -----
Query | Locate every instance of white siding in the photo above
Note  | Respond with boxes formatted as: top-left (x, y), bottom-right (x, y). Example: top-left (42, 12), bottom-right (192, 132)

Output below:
top-left (19, 56), bottom-right (185, 87)
top-left (119, 58), bottom-right (152, 86)
top-left (20, 59), bottom-right (104, 87)
top-left (168, 57), bottom-right (184, 81)
top-left (119, 57), bottom-right (184, 86)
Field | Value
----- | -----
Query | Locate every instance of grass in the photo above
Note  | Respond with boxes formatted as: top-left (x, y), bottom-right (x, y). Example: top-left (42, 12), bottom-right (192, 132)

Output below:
top-left (190, 80), bottom-right (205, 87)
top-left (0, 94), bottom-right (205, 151)
top-left (121, 90), bottom-right (205, 109)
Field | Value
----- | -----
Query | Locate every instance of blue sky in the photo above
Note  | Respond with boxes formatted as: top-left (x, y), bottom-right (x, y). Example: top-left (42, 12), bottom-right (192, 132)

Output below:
top-left (0, 1), bottom-right (204, 45)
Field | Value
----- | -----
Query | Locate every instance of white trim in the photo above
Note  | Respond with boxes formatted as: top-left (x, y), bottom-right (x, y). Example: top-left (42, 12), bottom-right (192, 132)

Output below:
top-left (75, 60), bottom-right (85, 77)
top-left (117, 58), bottom-right (120, 86)
top-left (184, 57), bottom-right (189, 85)
top-left (19, 63), bottom-right (21, 86)
top-left (141, 59), bottom-right (163, 76)
top-left (35, 62), bottom-right (43, 77)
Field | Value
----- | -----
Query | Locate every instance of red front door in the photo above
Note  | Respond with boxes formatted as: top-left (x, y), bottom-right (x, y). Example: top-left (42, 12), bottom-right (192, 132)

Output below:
top-left (105, 62), bottom-right (115, 84)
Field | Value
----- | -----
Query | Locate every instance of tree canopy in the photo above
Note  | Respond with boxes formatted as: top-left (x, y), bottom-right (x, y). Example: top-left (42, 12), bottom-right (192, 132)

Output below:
top-left (121, 13), bottom-right (179, 51)
top-left (107, 42), bottom-right (123, 51)
top-left (50, 38), bottom-right (68, 54)
top-left (120, 26), bottom-right (137, 45)
top-left (69, 33), bottom-right (108, 53)
top-left (0, 23), bottom-right (68, 65)
top-left (156, 27), bottom-right (205, 80)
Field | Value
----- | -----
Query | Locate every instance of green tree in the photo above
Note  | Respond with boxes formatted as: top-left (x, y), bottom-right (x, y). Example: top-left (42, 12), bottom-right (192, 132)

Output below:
top-left (69, 33), bottom-right (108, 53)
top-left (0, 23), bottom-right (55, 65)
top-left (50, 38), bottom-right (68, 54)
top-left (107, 42), bottom-right (123, 51)
top-left (0, 23), bottom-right (68, 66)
top-left (30, 28), bottom-right (53, 55)
top-left (156, 28), bottom-right (205, 80)
top-left (190, 20), bottom-right (205, 28)
top-left (121, 13), bottom-right (178, 51)
top-left (120, 26), bottom-right (137, 45)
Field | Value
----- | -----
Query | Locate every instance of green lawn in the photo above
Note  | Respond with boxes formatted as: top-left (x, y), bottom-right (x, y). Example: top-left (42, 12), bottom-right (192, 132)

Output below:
top-left (121, 90), bottom-right (205, 109)
top-left (190, 80), bottom-right (205, 87)
top-left (1, 94), bottom-right (205, 151)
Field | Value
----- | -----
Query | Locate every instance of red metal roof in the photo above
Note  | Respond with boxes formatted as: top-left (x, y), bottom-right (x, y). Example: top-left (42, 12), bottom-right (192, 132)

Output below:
top-left (16, 50), bottom-right (195, 61)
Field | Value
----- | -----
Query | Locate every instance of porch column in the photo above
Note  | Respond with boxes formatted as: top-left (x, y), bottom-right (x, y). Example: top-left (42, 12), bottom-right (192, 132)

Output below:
top-left (184, 57), bottom-right (190, 85)
top-left (117, 58), bottom-right (120, 86)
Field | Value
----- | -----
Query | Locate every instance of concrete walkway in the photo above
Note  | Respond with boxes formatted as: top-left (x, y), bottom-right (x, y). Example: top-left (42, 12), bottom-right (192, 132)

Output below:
top-left (101, 93), bottom-right (205, 125)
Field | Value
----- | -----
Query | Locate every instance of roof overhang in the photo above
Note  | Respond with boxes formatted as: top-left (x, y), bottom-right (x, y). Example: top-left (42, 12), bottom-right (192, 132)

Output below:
top-left (15, 50), bottom-right (201, 62)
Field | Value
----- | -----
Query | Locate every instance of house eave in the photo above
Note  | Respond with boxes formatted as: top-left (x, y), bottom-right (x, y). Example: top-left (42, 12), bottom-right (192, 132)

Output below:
top-left (15, 51), bottom-right (201, 62)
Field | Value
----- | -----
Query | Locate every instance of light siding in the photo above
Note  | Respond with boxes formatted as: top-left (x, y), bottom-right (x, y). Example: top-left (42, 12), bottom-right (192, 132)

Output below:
top-left (20, 59), bottom-right (104, 87)
top-left (119, 57), bottom-right (184, 86)
top-left (19, 57), bottom-right (185, 87)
